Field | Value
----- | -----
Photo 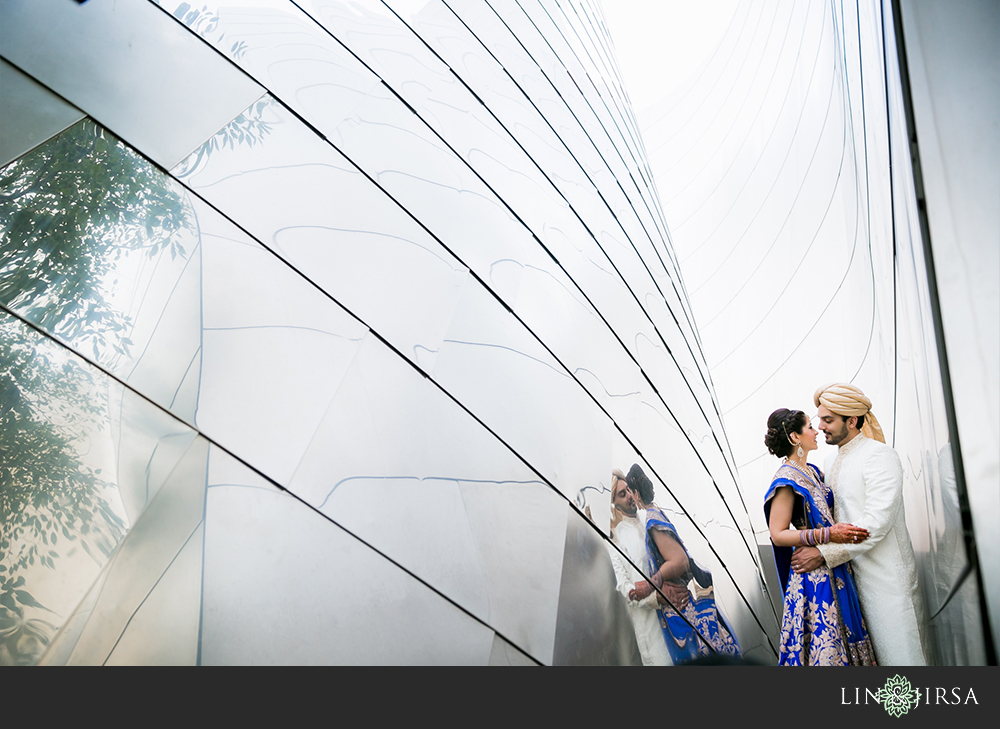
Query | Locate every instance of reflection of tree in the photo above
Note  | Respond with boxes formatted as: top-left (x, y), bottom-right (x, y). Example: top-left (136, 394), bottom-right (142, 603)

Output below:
top-left (0, 320), bottom-right (126, 664)
top-left (172, 97), bottom-right (275, 179)
top-left (1, 97), bottom-right (270, 664)
top-left (166, 2), bottom-right (250, 60)
top-left (0, 119), bottom-right (187, 662)
top-left (0, 119), bottom-right (192, 363)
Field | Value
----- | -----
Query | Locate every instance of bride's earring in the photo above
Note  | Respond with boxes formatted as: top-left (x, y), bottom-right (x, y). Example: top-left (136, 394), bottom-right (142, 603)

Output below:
top-left (796, 442), bottom-right (805, 459)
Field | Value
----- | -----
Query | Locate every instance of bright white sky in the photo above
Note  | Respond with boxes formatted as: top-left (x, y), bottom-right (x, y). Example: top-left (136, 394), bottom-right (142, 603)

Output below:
top-left (600, 0), bottom-right (739, 115)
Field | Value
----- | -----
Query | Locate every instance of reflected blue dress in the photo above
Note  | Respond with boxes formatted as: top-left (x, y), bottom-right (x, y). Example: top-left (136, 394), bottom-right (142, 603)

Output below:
top-left (764, 463), bottom-right (876, 666)
top-left (644, 505), bottom-right (741, 663)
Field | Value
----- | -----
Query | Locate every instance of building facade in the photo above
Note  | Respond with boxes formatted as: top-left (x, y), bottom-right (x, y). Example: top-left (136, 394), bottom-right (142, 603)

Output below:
top-left (0, 0), bottom-right (993, 665)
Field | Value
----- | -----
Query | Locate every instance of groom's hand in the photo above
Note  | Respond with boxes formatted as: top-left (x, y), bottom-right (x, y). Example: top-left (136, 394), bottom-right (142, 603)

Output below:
top-left (791, 546), bottom-right (824, 573)
top-left (656, 581), bottom-right (690, 610)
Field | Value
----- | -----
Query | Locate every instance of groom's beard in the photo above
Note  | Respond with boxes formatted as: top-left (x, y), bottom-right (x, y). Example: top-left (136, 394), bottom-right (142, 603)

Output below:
top-left (825, 424), bottom-right (849, 445)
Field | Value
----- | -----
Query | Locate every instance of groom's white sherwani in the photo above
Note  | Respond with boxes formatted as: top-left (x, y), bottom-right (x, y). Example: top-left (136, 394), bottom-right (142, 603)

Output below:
top-left (608, 512), bottom-right (673, 666)
top-left (817, 434), bottom-right (930, 665)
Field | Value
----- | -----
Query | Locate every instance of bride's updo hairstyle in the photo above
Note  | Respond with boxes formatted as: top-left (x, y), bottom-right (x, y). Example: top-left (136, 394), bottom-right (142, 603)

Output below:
top-left (765, 409), bottom-right (808, 458)
top-left (626, 463), bottom-right (656, 506)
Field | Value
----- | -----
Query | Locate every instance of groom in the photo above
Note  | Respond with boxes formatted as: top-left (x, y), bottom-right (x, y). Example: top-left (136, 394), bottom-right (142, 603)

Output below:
top-left (790, 383), bottom-right (930, 665)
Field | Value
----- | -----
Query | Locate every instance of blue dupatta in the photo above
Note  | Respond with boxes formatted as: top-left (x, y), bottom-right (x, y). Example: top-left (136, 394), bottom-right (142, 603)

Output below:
top-left (764, 463), bottom-right (876, 665)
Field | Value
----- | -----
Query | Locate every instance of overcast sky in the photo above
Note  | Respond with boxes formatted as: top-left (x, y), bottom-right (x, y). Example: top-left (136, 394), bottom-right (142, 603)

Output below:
top-left (599, 0), bottom-right (740, 115)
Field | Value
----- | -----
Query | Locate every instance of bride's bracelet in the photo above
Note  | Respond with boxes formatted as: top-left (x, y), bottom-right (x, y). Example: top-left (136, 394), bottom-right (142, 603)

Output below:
top-left (798, 527), bottom-right (831, 546)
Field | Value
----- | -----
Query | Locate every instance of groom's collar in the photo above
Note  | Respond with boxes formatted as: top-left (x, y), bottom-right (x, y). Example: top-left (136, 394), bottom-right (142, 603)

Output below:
top-left (839, 432), bottom-right (867, 454)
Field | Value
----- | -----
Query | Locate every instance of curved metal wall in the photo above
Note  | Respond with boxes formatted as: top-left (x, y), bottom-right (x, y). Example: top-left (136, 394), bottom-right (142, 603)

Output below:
top-left (637, 0), bottom-right (994, 664)
top-left (0, 0), bottom-right (777, 664)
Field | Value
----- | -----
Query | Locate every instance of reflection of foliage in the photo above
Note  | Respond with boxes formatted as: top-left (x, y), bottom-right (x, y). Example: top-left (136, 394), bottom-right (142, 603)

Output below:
top-left (0, 119), bottom-right (192, 362)
top-left (0, 321), bottom-right (125, 648)
top-left (169, 2), bottom-right (249, 59)
top-left (199, 97), bottom-right (273, 155)
top-left (173, 98), bottom-right (275, 179)
top-left (0, 605), bottom-right (57, 667)
top-left (0, 119), bottom-right (168, 661)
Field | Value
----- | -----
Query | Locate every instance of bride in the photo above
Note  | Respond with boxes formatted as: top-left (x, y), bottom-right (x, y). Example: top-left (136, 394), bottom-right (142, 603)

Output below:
top-left (763, 408), bottom-right (877, 665)
top-left (625, 464), bottom-right (741, 663)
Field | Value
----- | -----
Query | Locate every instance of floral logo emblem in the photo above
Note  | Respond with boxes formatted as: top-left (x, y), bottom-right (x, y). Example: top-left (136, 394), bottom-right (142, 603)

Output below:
top-left (878, 675), bottom-right (919, 717)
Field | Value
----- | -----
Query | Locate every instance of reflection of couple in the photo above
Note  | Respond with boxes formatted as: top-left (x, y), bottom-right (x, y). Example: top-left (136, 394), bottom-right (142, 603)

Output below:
top-left (764, 383), bottom-right (930, 666)
top-left (609, 464), bottom-right (740, 665)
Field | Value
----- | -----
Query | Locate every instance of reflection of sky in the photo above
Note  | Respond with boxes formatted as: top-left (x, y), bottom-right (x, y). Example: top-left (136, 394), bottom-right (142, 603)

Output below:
top-left (600, 0), bottom-right (740, 114)
top-left (603, 1), bottom-right (992, 664)
top-left (604, 2), bottom-right (896, 539)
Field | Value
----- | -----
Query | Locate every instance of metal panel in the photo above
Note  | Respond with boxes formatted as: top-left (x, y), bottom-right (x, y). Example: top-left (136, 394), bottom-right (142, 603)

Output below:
top-left (288, 333), bottom-right (569, 663)
top-left (0, 59), bottom-right (83, 166)
top-left (551, 504), bottom-right (642, 665)
top-left (899, 0), bottom-right (999, 659)
top-left (200, 446), bottom-right (496, 665)
top-left (0, 0), bottom-right (264, 168)
top-left (47, 437), bottom-right (209, 666)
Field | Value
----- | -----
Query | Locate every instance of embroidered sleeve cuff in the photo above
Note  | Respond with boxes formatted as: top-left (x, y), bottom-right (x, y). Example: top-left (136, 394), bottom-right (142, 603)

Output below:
top-left (638, 591), bottom-right (659, 609)
top-left (818, 542), bottom-right (849, 568)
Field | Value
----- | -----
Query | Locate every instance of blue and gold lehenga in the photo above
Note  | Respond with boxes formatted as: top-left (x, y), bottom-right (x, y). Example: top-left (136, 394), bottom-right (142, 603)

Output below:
top-left (644, 506), bottom-right (741, 663)
top-left (764, 463), bottom-right (877, 666)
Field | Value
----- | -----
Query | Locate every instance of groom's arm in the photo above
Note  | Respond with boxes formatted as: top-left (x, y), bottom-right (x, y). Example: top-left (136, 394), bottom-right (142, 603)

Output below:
top-left (816, 446), bottom-right (904, 569)
top-left (607, 543), bottom-right (659, 608)
top-left (608, 542), bottom-right (635, 598)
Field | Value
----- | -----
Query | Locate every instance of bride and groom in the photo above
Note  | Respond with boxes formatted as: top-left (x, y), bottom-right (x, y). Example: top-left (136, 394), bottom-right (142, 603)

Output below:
top-left (608, 465), bottom-right (741, 665)
top-left (764, 383), bottom-right (931, 666)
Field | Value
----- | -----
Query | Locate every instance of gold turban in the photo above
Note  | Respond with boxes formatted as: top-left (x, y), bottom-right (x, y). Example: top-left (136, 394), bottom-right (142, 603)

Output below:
top-left (610, 468), bottom-right (626, 503)
top-left (609, 468), bottom-right (627, 534)
top-left (813, 383), bottom-right (885, 443)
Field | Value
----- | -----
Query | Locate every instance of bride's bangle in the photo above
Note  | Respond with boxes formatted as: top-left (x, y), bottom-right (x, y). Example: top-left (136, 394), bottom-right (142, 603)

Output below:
top-left (798, 527), bottom-right (830, 545)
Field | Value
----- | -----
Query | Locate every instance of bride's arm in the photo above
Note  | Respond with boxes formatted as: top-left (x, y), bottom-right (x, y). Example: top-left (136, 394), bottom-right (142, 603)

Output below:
top-left (768, 487), bottom-right (804, 547)
top-left (768, 487), bottom-right (870, 548)
top-left (650, 528), bottom-right (689, 584)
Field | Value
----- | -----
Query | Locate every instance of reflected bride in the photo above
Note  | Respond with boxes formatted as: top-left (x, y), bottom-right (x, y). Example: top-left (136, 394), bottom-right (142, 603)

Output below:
top-left (625, 464), bottom-right (741, 663)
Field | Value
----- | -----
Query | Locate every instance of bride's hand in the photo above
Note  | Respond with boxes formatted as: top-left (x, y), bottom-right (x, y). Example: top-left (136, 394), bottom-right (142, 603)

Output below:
top-left (829, 523), bottom-right (869, 544)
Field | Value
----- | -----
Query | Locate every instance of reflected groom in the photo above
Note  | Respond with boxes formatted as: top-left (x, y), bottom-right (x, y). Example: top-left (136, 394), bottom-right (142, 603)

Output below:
top-left (607, 468), bottom-right (688, 666)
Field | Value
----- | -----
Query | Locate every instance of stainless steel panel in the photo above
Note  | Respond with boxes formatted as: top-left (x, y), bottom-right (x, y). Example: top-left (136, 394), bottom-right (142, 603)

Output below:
top-left (0, 0), bottom-right (799, 666)
top-left (174, 95), bottom-right (469, 375)
top-left (288, 333), bottom-right (568, 663)
top-left (432, 279), bottom-right (613, 497)
top-left (488, 633), bottom-right (539, 665)
top-left (56, 437), bottom-right (208, 666)
top-left (193, 193), bottom-right (370, 485)
top-left (156, 0), bottom-right (538, 309)
top-left (104, 521), bottom-right (204, 666)
top-left (0, 311), bottom-right (198, 665)
top-left (200, 446), bottom-right (496, 665)
top-left (551, 504), bottom-right (642, 665)
top-left (0, 118), bottom-right (204, 424)
top-left (0, 59), bottom-right (83, 167)
top-left (107, 379), bottom-right (201, 525)
top-left (1, 118), bottom-right (375, 489)
top-left (0, 0), bottom-right (264, 168)
top-left (150, 2), bottom-right (734, 513)
top-left (899, 0), bottom-right (999, 657)
top-left (388, 0), bottom-right (696, 369)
